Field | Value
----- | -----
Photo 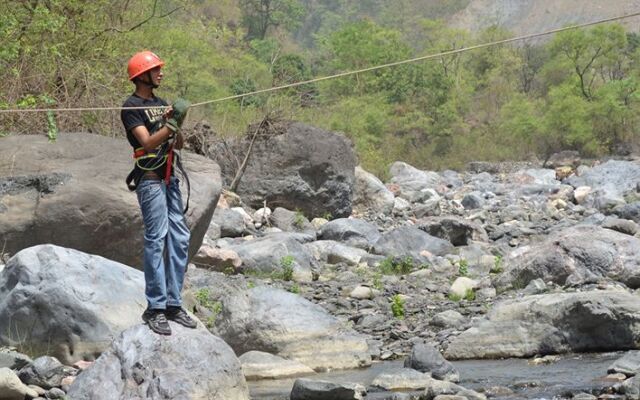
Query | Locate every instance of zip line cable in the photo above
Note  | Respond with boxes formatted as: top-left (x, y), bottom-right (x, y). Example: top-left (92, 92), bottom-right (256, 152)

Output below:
top-left (2, 10), bottom-right (640, 114)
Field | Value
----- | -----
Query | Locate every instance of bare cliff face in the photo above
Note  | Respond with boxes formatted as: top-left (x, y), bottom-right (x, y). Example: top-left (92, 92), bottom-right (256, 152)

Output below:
top-left (449, 0), bottom-right (640, 36)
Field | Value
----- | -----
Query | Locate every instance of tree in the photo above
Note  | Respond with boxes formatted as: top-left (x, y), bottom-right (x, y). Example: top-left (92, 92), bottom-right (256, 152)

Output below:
top-left (240, 0), bottom-right (304, 40)
top-left (549, 24), bottom-right (627, 100)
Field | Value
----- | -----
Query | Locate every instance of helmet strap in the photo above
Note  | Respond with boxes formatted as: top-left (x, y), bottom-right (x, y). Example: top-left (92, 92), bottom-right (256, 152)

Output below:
top-left (135, 71), bottom-right (158, 89)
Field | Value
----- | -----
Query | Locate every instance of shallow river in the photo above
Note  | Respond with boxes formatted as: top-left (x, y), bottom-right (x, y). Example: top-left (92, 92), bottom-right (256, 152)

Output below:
top-left (249, 352), bottom-right (623, 399)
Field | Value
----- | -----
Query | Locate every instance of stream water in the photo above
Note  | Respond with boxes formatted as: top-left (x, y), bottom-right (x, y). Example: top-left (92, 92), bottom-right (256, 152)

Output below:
top-left (249, 352), bottom-right (623, 399)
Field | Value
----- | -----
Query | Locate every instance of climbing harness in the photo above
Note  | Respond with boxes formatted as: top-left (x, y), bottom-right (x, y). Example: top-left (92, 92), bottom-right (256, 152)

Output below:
top-left (126, 139), bottom-right (191, 213)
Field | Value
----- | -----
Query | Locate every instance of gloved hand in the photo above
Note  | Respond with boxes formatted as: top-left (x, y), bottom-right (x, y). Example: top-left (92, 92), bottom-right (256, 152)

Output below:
top-left (172, 98), bottom-right (190, 127)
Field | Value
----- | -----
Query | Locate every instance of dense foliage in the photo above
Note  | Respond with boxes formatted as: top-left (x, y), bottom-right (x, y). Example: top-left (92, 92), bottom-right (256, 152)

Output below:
top-left (2, 0), bottom-right (640, 175)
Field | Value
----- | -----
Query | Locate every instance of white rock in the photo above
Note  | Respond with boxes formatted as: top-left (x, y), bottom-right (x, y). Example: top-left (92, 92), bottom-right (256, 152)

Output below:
top-left (393, 197), bottom-right (411, 214)
top-left (0, 367), bottom-right (39, 400)
top-left (253, 207), bottom-right (272, 224)
top-left (350, 286), bottom-right (374, 300)
top-left (311, 218), bottom-right (329, 229)
top-left (240, 351), bottom-right (314, 380)
top-left (449, 277), bottom-right (478, 299)
top-left (574, 186), bottom-right (592, 204)
top-left (231, 207), bottom-right (254, 226)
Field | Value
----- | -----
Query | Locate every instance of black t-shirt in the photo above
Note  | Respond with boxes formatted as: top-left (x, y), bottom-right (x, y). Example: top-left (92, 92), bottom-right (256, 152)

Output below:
top-left (121, 94), bottom-right (170, 178)
top-left (121, 93), bottom-right (168, 148)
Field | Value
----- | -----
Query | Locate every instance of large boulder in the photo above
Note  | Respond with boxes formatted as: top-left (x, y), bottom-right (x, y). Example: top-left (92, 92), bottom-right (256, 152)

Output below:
top-left (417, 216), bottom-right (489, 246)
top-left (212, 122), bottom-right (357, 218)
top-left (225, 232), bottom-right (317, 280)
top-left (214, 286), bottom-right (371, 371)
top-left (318, 218), bottom-right (381, 250)
top-left (388, 162), bottom-right (444, 202)
top-left (495, 225), bottom-right (640, 291)
top-left (67, 323), bottom-right (249, 400)
top-left (353, 166), bottom-right (394, 215)
top-left (445, 291), bottom-right (640, 359)
top-left (0, 245), bottom-right (146, 364)
top-left (372, 226), bottom-right (455, 261)
top-left (566, 160), bottom-right (640, 210)
top-left (0, 133), bottom-right (221, 268)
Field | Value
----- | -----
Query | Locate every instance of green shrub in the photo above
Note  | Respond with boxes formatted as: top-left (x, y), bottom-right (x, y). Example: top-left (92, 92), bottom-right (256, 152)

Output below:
top-left (458, 259), bottom-right (468, 276)
top-left (491, 255), bottom-right (503, 274)
top-left (379, 256), bottom-right (414, 275)
top-left (279, 255), bottom-right (295, 281)
top-left (391, 294), bottom-right (405, 319)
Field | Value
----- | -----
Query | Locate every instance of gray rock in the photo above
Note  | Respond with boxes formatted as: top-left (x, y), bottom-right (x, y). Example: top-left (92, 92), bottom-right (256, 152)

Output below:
top-left (212, 122), bottom-right (357, 218)
top-left (0, 349), bottom-right (31, 370)
top-left (373, 226), bottom-right (454, 261)
top-left (431, 310), bottom-right (466, 330)
top-left (389, 162), bottom-right (443, 202)
top-left (495, 225), bottom-right (640, 291)
top-left (522, 278), bottom-right (547, 295)
top-left (417, 216), bottom-right (488, 246)
top-left (353, 166), bottom-right (394, 215)
top-left (612, 202), bottom-right (640, 223)
top-left (305, 241), bottom-right (368, 266)
top-left (602, 217), bottom-right (639, 236)
top-left (214, 287), bottom-right (371, 371)
top-left (228, 233), bottom-right (317, 280)
top-left (318, 218), bottom-right (381, 250)
top-left (445, 291), bottom-right (640, 359)
top-left (608, 351), bottom-right (640, 376)
top-left (619, 374), bottom-right (640, 399)
top-left (0, 245), bottom-right (145, 364)
top-left (546, 150), bottom-right (581, 168)
top-left (239, 351), bottom-right (314, 380)
top-left (18, 356), bottom-right (65, 389)
top-left (290, 378), bottom-right (366, 400)
top-left (566, 160), bottom-right (640, 210)
top-left (270, 207), bottom-right (315, 233)
top-left (461, 192), bottom-right (484, 210)
top-left (372, 368), bottom-right (435, 391)
top-left (212, 208), bottom-right (247, 238)
top-left (404, 343), bottom-right (459, 382)
top-left (67, 323), bottom-right (248, 400)
top-left (46, 387), bottom-right (67, 399)
top-left (0, 133), bottom-right (221, 268)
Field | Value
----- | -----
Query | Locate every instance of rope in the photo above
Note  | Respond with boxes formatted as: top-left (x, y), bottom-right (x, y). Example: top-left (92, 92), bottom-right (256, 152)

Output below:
top-left (2, 10), bottom-right (640, 114)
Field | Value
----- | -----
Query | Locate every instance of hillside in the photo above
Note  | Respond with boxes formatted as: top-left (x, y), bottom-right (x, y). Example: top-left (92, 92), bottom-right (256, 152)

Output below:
top-left (450, 0), bottom-right (640, 35)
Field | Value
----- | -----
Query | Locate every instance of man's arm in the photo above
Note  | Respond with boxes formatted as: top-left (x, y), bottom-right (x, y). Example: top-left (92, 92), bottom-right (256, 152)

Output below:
top-left (131, 125), bottom-right (175, 153)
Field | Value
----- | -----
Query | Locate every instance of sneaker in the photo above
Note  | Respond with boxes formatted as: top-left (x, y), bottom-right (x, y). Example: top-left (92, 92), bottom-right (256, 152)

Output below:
top-left (166, 306), bottom-right (197, 329)
top-left (142, 309), bottom-right (171, 335)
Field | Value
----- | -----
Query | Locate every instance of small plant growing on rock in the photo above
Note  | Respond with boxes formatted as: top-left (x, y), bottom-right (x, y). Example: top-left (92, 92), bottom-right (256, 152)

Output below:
top-left (379, 256), bottom-right (414, 275)
top-left (279, 255), bottom-right (295, 281)
top-left (458, 259), bottom-right (468, 276)
top-left (289, 283), bottom-right (301, 294)
top-left (194, 288), bottom-right (223, 328)
top-left (464, 288), bottom-right (475, 301)
top-left (293, 209), bottom-right (306, 228)
top-left (372, 272), bottom-right (383, 290)
top-left (491, 255), bottom-right (503, 274)
top-left (448, 292), bottom-right (462, 302)
top-left (321, 211), bottom-right (333, 221)
top-left (391, 294), bottom-right (405, 319)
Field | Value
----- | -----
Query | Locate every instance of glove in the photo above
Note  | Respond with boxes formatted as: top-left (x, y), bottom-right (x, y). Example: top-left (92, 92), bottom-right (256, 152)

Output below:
top-left (165, 117), bottom-right (179, 133)
top-left (172, 98), bottom-right (190, 127)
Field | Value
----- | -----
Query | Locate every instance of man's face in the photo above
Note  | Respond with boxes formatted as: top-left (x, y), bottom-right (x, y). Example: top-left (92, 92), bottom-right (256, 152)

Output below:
top-left (149, 66), bottom-right (163, 86)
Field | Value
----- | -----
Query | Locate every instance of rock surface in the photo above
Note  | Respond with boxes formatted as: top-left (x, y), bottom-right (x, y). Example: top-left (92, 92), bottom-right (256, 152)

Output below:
top-left (0, 245), bottom-right (145, 364)
top-left (212, 122), bottom-right (357, 218)
top-left (214, 286), bottom-right (371, 371)
top-left (239, 351), bottom-right (314, 380)
top-left (0, 133), bottom-right (221, 268)
top-left (67, 323), bottom-right (249, 400)
top-left (445, 291), bottom-right (640, 359)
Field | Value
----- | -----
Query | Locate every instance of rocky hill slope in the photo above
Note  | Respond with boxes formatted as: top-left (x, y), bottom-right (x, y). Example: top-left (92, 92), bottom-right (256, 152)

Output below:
top-left (450, 0), bottom-right (640, 35)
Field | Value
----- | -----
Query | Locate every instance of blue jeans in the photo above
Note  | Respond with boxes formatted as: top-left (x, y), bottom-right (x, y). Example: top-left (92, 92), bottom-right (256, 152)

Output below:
top-left (136, 176), bottom-right (190, 310)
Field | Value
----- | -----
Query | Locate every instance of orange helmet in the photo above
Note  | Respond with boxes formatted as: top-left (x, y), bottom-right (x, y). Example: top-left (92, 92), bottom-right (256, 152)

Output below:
top-left (127, 51), bottom-right (165, 81)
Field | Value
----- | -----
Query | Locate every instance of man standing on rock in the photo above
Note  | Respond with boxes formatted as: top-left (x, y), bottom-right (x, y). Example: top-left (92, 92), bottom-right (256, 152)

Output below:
top-left (121, 50), bottom-right (197, 335)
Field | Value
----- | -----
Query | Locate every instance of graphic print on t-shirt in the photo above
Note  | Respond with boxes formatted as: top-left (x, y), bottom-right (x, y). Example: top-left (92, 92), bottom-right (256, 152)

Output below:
top-left (145, 107), bottom-right (165, 125)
